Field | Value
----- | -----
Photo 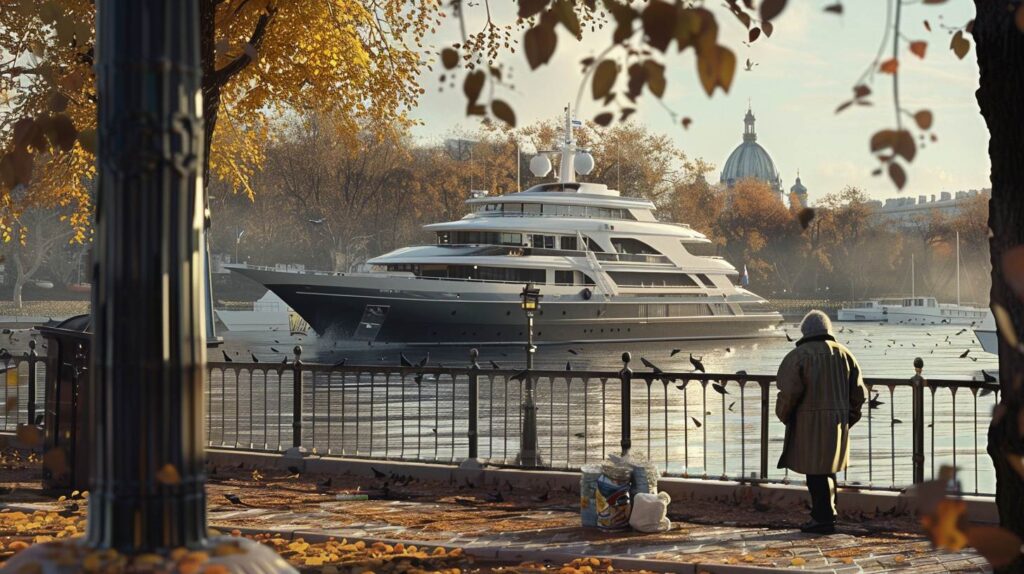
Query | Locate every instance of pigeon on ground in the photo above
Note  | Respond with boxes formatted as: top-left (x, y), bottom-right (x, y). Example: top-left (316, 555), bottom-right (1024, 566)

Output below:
top-left (222, 350), bottom-right (232, 362)
top-left (670, 349), bottom-right (682, 357)
top-left (711, 382), bottom-right (728, 395)
top-left (250, 352), bottom-right (259, 363)
top-left (960, 349), bottom-right (971, 359)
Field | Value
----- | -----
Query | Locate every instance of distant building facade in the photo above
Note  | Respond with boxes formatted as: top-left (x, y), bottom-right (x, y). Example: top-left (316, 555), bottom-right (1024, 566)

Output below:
top-left (866, 188), bottom-right (990, 227)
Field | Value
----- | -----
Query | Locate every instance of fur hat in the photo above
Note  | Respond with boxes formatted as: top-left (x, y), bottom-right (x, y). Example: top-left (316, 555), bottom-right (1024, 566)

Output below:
top-left (799, 310), bottom-right (833, 338)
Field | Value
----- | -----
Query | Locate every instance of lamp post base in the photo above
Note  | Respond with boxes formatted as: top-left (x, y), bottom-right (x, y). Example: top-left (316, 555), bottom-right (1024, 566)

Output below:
top-left (3, 535), bottom-right (297, 573)
top-left (514, 399), bottom-right (544, 467)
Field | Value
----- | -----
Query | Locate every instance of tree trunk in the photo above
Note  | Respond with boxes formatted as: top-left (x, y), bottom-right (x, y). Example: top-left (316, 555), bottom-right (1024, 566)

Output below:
top-left (12, 277), bottom-right (23, 309)
top-left (974, 2), bottom-right (1024, 569)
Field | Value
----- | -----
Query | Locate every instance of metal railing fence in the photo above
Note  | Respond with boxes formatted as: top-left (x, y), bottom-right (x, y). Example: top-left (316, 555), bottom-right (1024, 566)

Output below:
top-left (1, 346), bottom-right (998, 495)
top-left (203, 348), bottom-right (999, 496)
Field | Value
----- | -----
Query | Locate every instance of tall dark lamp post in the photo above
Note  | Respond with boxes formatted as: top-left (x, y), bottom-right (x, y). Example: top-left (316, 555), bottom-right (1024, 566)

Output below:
top-left (515, 283), bottom-right (543, 466)
top-left (6, 1), bottom-right (292, 570)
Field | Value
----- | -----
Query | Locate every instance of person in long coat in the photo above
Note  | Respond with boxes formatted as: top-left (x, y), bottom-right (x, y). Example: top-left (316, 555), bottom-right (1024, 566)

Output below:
top-left (776, 310), bottom-right (867, 534)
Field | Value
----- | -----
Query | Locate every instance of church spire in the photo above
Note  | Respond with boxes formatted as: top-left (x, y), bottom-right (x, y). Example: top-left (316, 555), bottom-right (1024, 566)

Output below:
top-left (743, 105), bottom-right (757, 143)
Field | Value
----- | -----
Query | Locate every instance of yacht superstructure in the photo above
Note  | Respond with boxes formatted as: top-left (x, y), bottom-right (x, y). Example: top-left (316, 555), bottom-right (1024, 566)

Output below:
top-left (231, 107), bottom-right (783, 345)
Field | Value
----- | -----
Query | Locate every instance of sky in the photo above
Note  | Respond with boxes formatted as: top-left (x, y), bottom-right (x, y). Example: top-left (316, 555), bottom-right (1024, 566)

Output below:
top-left (409, 1), bottom-right (989, 203)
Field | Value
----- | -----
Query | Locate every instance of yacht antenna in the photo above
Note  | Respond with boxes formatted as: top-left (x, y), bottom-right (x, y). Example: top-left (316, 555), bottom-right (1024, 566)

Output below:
top-left (911, 253), bottom-right (915, 299)
top-left (558, 103), bottom-right (578, 184)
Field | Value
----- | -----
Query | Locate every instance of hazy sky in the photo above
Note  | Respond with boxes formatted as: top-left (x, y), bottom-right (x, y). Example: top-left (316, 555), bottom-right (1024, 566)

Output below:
top-left (409, 1), bottom-right (988, 203)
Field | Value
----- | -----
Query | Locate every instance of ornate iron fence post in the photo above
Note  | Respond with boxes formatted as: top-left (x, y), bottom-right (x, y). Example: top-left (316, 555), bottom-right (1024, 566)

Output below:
top-left (26, 339), bottom-right (37, 425)
top-left (911, 357), bottom-right (926, 484)
top-left (760, 380), bottom-right (770, 479)
top-left (467, 348), bottom-right (480, 462)
top-left (620, 352), bottom-right (632, 455)
top-left (292, 345), bottom-right (304, 452)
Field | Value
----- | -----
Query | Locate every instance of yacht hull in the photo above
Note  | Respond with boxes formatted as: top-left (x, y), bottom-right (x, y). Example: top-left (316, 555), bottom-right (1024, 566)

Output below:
top-left (232, 267), bottom-right (782, 345)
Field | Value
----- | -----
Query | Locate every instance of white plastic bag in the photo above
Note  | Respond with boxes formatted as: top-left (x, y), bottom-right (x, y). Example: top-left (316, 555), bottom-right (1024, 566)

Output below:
top-left (629, 491), bottom-right (671, 533)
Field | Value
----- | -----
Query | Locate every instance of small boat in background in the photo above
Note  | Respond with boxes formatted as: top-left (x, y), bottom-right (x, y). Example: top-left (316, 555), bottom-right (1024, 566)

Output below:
top-left (838, 297), bottom-right (988, 325)
top-left (839, 235), bottom-right (987, 326)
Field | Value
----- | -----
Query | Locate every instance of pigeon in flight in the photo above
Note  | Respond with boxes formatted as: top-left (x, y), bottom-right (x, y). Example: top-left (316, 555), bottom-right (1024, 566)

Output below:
top-left (640, 356), bottom-right (663, 374)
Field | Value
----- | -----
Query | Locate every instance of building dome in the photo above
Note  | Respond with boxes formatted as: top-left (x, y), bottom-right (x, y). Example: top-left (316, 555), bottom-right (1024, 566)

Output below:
top-left (790, 172), bottom-right (808, 207)
top-left (790, 174), bottom-right (807, 195)
top-left (720, 107), bottom-right (782, 194)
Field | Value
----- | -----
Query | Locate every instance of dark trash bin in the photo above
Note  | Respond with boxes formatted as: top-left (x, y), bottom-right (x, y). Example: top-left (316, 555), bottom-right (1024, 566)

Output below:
top-left (38, 314), bottom-right (92, 491)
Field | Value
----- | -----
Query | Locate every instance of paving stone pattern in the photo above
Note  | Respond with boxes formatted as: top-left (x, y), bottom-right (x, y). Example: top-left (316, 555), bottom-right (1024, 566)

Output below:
top-left (206, 500), bottom-right (991, 573)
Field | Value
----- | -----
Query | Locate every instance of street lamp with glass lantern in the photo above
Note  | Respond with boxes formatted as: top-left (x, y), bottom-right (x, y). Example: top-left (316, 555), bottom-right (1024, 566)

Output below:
top-left (516, 283), bottom-right (543, 466)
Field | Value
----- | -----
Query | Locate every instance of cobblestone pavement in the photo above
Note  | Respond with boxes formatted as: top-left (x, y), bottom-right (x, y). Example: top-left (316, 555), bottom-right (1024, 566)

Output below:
top-left (0, 453), bottom-right (992, 573)
top-left (203, 500), bottom-right (990, 573)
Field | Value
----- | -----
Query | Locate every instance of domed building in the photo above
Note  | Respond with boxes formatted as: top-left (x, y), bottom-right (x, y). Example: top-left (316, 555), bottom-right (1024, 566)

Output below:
top-left (720, 106), bottom-right (783, 196)
top-left (790, 173), bottom-right (808, 207)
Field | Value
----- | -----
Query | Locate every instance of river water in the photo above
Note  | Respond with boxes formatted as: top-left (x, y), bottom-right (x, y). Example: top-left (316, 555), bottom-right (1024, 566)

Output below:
top-left (211, 320), bottom-right (999, 495)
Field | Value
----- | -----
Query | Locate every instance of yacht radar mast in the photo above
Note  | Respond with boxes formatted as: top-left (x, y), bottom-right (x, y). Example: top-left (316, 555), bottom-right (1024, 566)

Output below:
top-left (530, 104), bottom-right (594, 184)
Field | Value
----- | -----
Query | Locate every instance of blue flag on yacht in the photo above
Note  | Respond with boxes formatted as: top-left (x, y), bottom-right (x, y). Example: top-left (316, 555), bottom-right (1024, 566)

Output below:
top-left (741, 265), bottom-right (749, 286)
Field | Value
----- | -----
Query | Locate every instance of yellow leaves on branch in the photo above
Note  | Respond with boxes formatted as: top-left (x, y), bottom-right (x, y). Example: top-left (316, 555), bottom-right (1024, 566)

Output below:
top-left (1, 0), bottom-right (439, 212)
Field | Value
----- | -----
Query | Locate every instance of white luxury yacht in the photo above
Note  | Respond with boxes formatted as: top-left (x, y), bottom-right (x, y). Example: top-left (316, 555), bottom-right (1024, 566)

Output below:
top-left (230, 108), bottom-right (783, 344)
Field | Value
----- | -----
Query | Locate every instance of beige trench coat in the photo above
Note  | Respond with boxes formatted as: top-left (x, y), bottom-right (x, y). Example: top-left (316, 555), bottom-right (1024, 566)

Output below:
top-left (775, 335), bottom-right (868, 475)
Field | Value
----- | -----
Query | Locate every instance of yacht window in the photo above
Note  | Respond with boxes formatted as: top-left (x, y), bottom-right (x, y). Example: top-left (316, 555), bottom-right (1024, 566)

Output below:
top-left (531, 234), bottom-right (555, 249)
top-left (582, 273), bottom-right (595, 286)
top-left (415, 265), bottom-right (545, 283)
top-left (555, 270), bottom-right (574, 284)
top-left (610, 238), bottom-right (661, 255)
top-left (444, 231), bottom-right (522, 246)
top-left (522, 203), bottom-right (542, 215)
top-left (585, 237), bottom-right (604, 252)
top-left (560, 236), bottom-right (578, 250)
top-left (608, 272), bottom-right (699, 287)
top-left (696, 274), bottom-right (716, 287)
